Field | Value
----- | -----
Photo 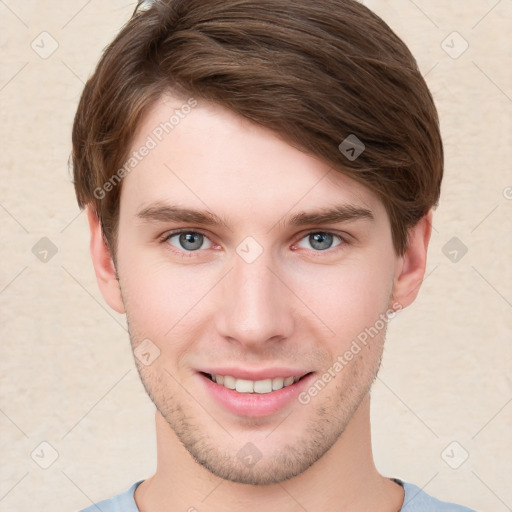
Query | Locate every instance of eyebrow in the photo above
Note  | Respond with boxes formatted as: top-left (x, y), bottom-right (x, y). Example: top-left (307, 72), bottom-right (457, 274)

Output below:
top-left (136, 202), bottom-right (374, 229)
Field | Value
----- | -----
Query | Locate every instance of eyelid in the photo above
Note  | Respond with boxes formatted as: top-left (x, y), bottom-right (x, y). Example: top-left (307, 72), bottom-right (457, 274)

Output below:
top-left (162, 227), bottom-right (212, 241)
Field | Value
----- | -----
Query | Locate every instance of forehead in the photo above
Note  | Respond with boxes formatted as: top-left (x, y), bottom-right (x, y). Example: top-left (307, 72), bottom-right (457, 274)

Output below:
top-left (119, 95), bottom-right (385, 223)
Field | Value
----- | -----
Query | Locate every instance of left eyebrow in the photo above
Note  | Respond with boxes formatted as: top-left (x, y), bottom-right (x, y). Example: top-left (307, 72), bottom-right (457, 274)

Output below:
top-left (286, 204), bottom-right (374, 227)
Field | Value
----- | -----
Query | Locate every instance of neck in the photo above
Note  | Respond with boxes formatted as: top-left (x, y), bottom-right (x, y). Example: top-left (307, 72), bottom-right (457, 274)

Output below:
top-left (135, 394), bottom-right (404, 512)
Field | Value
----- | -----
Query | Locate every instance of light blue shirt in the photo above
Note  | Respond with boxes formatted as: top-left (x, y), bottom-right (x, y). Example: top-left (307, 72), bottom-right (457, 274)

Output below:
top-left (77, 479), bottom-right (478, 511)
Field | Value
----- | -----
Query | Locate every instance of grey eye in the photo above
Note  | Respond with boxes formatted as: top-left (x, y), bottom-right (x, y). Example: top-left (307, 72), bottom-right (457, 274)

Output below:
top-left (296, 232), bottom-right (342, 251)
top-left (167, 232), bottom-right (211, 252)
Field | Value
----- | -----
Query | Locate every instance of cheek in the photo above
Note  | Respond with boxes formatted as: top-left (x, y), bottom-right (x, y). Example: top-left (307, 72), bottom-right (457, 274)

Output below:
top-left (117, 245), bottom-right (217, 351)
top-left (117, 246), bottom-right (175, 331)
top-left (120, 268), bottom-right (195, 376)
top-left (122, 269), bottom-right (191, 336)
top-left (288, 254), bottom-right (394, 342)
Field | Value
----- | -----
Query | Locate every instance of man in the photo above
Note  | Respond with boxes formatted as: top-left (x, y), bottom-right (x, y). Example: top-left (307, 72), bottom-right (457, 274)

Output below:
top-left (72, 0), bottom-right (477, 510)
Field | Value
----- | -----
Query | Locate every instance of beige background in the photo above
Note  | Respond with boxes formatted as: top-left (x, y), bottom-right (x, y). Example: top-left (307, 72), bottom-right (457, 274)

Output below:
top-left (0, 1), bottom-right (511, 511)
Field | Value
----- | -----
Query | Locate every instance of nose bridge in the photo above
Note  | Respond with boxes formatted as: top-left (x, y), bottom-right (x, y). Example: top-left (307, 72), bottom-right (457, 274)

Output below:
top-left (216, 249), bottom-right (293, 346)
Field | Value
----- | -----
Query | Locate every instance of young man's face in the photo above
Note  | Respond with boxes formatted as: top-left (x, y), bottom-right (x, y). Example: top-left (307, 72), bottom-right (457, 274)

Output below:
top-left (90, 95), bottom-right (427, 485)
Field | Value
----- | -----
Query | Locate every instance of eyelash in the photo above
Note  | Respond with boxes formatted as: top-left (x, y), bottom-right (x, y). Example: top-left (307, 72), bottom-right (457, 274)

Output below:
top-left (160, 229), bottom-right (349, 258)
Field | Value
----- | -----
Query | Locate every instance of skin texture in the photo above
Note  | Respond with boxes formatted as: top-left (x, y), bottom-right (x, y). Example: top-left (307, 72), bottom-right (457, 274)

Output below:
top-left (87, 95), bottom-right (432, 512)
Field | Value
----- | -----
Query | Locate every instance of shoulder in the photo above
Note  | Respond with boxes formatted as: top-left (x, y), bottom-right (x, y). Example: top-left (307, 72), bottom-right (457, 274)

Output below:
top-left (400, 480), bottom-right (478, 512)
top-left (76, 480), bottom-right (143, 512)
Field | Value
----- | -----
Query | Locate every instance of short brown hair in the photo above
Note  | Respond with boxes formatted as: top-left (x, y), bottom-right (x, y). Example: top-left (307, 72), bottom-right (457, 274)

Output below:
top-left (72, 0), bottom-right (443, 256)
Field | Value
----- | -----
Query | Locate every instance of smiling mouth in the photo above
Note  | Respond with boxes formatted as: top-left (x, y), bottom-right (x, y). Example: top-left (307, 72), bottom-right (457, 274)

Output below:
top-left (200, 372), bottom-right (313, 394)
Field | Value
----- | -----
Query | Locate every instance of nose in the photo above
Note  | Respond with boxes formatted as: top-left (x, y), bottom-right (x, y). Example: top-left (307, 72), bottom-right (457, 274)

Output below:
top-left (214, 251), bottom-right (295, 349)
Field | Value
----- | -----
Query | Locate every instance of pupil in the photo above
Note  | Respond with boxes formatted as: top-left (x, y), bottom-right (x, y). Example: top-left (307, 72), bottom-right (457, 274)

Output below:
top-left (180, 232), bottom-right (202, 250)
top-left (311, 232), bottom-right (332, 251)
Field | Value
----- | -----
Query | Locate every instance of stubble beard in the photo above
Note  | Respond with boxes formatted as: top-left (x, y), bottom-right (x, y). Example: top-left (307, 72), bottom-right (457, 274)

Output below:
top-left (129, 327), bottom-right (384, 486)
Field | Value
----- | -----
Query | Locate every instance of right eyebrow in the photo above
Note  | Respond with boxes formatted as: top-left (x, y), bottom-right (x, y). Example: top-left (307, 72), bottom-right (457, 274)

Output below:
top-left (136, 204), bottom-right (229, 227)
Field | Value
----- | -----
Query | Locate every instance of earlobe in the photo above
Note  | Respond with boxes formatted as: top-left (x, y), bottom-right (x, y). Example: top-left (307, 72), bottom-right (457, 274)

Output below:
top-left (391, 210), bottom-right (433, 310)
top-left (86, 206), bottom-right (125, 314)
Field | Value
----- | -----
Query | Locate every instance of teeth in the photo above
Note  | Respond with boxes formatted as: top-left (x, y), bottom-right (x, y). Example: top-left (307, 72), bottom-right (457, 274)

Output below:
top-left (272, 377), bottom-right (284, 391)
top-left (223, 375), bottom-right (236, 389)
top-left (209, 374), bottom-right (301, 393)
top-left (235, 379), bottom-right (254, 393)
top-left (254, 379), bottom-right (272, 394)
top-left (283, 376), bottom-right (295, 386)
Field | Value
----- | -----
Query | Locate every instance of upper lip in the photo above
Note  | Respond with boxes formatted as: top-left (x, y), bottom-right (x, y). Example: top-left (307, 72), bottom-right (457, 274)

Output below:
top-left (198, 367), bottom-right (312, 381)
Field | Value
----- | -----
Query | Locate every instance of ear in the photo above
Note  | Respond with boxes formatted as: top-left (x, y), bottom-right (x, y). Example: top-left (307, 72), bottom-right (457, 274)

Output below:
top-left (390, 210), bottom-right (433, 310)
top-left (86, 206), bottom-right (125, 314)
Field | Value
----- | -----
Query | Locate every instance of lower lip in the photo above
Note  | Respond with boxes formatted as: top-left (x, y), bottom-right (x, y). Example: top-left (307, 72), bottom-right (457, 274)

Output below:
top-left (198, 372), bottom-right (316, 418)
